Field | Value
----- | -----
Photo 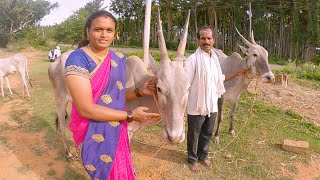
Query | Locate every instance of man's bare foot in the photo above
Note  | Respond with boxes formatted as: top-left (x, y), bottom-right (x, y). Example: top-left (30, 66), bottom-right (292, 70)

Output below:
top-left (199, 159), bottom-right (212, 169)
top-left (188, 162), bottom-right (202, 173)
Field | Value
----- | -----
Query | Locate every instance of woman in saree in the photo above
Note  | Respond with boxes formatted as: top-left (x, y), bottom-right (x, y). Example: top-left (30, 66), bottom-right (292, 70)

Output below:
top-left (65, 10), bottom-right (160, 179)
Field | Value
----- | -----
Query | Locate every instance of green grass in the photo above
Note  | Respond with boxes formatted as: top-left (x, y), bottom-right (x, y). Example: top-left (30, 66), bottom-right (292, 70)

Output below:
top-left (62, 166), bottom-right (90, 180)
top-left (0, 123), bottom-right (9, 145)
top-left (46, 169), bottom-right (57, 176)
top-left (16, 165), bottom-right (31, 174)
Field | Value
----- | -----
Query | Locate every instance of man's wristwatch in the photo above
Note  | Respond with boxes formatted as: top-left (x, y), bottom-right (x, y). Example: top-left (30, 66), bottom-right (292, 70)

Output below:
top-left (126, 111), bottom-right (133, 123)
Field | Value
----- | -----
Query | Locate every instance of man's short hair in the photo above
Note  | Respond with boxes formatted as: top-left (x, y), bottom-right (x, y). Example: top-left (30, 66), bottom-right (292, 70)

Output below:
top-left (197, 26), bottom-right (214, 39)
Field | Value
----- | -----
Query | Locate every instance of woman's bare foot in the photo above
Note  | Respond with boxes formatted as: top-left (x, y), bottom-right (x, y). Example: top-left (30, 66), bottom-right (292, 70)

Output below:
top-left (199, 159), bottom-right (212, 169)
top-left (188, 162), bottom-right (202, 173)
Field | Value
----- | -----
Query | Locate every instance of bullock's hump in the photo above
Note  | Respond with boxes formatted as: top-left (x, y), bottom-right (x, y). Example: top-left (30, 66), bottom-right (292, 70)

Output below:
top-left (229, 52), bottom-right (242, 59)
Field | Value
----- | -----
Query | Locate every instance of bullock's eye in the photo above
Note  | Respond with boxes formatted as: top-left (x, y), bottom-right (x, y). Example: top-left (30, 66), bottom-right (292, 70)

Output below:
top-left (157, 87), bottom-right (162, 93)
top-left (253, 54), bottom-right (258, 57)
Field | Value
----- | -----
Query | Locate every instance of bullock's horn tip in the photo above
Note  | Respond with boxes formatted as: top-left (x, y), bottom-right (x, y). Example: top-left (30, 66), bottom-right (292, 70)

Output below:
top-left (235, 27), bottom-right (240, 33)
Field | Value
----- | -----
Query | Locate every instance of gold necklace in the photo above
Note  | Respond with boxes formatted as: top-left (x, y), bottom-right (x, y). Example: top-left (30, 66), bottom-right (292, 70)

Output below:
top-left (87, 45), bottom-right (107, 63)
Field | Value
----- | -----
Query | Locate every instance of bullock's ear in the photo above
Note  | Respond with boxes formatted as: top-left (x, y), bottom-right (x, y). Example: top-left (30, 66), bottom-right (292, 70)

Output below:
top-left (238, 44), bottom-right (249, 55)
top-left (149, 54), bottom-right (159, 75)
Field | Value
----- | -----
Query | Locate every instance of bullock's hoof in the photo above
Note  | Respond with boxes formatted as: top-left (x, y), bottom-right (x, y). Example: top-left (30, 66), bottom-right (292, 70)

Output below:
top-left (214, 136), bottom-right (219, 144)
top-left (229, 130), bottom-right (236, 137)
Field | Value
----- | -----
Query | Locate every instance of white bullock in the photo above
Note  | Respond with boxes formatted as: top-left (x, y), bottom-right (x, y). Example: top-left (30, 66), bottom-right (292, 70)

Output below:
top-left (214, 29), bottom-right (275, 144)
top-left (0, 54), bottom-right (30, 98)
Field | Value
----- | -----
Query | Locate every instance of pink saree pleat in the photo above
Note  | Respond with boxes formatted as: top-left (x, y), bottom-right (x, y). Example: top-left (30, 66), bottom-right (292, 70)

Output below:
top-left (108, 122), bottom-right (135, 180)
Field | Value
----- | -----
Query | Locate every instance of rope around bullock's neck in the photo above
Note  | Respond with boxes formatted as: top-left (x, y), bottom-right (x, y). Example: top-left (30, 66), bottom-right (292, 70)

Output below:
top-left (132, 79), bottom-right (260, 157)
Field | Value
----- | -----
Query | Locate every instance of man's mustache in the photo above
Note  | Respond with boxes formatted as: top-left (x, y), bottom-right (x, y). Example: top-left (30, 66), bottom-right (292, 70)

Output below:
top-left (203, 43), bottom-right (211, 46)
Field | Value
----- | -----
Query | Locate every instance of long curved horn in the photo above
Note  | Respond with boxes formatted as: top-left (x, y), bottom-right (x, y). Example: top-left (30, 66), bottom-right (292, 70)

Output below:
top-left (250, 30), bottom-right (258, 45)
top-left (235, 27), bottom-right (253, 47)
top-left (143, 0), bottom-right (152, 67)
top-left (176, 9), bottom-right (191, 59)
top-left (157, 7), bottom-right (170, 62)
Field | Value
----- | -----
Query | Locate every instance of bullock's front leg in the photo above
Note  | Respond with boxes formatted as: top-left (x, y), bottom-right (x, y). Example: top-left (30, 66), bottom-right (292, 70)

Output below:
top-left (5, 77), bottom-right (13, 97)
top-left (228, 101), bottom-right (238, 137)
top-left (214, 96), bottom-right (224, 144)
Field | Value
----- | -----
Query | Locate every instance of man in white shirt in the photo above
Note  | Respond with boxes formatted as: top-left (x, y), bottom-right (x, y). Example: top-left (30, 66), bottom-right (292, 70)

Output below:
top-left (187, 26), bottom-right (248, 173)
top-left (186, 26), bottom-right (226, 172)
top-left (53, 46), bottom-right (61, 59)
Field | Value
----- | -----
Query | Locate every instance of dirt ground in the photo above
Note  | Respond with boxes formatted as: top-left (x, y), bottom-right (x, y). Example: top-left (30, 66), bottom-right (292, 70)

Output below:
top-left (0, 48), bottom-right (319, 179)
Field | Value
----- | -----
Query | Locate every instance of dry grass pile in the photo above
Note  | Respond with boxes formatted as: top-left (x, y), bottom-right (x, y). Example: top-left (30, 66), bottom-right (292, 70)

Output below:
top-left (248, 80), bottom-right (320, 126)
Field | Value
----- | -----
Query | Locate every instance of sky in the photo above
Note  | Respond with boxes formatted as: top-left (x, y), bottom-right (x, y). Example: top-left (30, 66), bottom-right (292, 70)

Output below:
top-left (40, 0), bottom-right (111, 26)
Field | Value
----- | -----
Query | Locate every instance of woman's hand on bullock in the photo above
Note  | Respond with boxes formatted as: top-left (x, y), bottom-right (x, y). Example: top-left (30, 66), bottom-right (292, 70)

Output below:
top-left (140, 78), bottom-right (156, 96)
top-left (131, 107), bottom-right (160, 122)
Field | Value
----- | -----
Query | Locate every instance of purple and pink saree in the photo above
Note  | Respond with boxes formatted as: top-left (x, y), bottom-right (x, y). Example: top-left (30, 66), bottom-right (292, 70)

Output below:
top-left (65, 49), bottom-right (135, 180)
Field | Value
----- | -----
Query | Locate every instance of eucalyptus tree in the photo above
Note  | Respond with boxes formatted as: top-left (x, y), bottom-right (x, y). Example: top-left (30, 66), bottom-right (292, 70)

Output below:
top-left (110, 0), bottom-right (146, 45)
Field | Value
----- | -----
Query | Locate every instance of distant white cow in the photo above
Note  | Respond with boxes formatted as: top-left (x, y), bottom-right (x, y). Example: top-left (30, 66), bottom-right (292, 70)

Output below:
top-left (0, 54), bottom-right (31, 98)
top-left (48, 46), bottom-right (61, 62)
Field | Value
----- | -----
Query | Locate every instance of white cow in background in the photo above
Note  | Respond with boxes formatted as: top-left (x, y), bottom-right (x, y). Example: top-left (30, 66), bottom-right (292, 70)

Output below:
top-left (48, 46), bottom-right (61, 62)
top-left (0, 54), bottom-right (31, 98)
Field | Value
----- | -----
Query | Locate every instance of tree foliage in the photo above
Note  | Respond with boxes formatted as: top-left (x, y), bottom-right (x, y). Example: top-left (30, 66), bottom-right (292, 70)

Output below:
top-left (52, 0), bottom-right (105, 45)
top-left (0, 0), bottom-right (57, 47)
top-left (107, 0), bottom-right (320, 61)
top-left (45, 0), bottom-right (320, 61)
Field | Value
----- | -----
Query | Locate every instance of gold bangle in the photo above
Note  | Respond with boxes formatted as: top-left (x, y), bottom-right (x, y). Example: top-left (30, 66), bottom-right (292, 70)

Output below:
top-left (134, 88), bottom-right (143, 97)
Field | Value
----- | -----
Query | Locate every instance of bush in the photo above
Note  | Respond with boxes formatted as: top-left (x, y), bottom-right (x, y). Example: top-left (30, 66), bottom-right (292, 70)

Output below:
top-left (311, 55), bottom-right (320, 65)
top-left (30, 37), bottom-right (49, 50)
top-left (166, 40), bottom-right (178, 51)
top-left (125, 50), bottom-right (176, 63)
top-left (282, 60), bottom-right (320, 81)
top-left (10, 27), bottom-right (50, 50)
top-left (0, 33), bottom-right (10, 48)
top-left (269, 54), bottom-right (287, 65)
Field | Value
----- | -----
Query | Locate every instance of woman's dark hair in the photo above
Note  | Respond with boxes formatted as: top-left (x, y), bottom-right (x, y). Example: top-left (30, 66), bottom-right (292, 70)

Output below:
top-left (196, 26), bottom-right (214, 39)
top-left (78, 10), bottom-right (117, 48)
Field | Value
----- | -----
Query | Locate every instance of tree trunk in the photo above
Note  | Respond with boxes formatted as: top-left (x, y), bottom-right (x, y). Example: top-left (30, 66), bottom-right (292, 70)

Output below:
top-left (166, 10), bottom-right (172, 41)
top-left (192, 6), bottom-right (198, 35)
